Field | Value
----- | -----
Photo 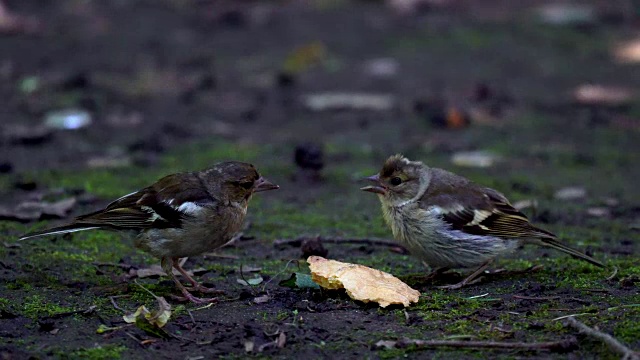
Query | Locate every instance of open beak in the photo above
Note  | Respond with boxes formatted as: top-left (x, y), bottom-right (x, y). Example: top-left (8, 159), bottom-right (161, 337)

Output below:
top-left (254, 177), bottom-right (279, 192)
top-left (360, 174), bottom-right (387, 195)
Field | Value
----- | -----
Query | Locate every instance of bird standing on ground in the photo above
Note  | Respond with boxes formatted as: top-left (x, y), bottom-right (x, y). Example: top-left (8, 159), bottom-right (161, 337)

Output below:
top-left (361, 155), bottom-right (603, 289)
top-left (20, 161), bottom-right (279, 303)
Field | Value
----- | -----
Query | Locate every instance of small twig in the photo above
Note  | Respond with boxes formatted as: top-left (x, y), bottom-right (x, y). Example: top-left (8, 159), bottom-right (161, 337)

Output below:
top-left (513, 295), bottom-right (560, 301)
top-left (203, 252), bottom-right (239, 260)
top-left (564, 316), bottom-right (639, 360)
top-left (109, 295), bottom-right (129, 312)
top-left (187, 309), bottom-right (196, 326)
top-left (376, 338), bottom-right (577, 352)
top-left (552, 313), bottom-right (593, 321)
top-left (273, 236), bottom-right (404, 251)
top-left (260, 259), bottom-right (299, 293)
top-left (3, 241), bottom-right (22, 248)
top-left (606, 267), bottom-right (619, 281)
top-left (93, 262), bottom-right (136, 270)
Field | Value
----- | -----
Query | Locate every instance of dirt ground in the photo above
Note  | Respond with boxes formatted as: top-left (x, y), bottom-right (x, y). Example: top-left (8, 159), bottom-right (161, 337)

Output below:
top-left (1, 1), bottom-right (639, 359)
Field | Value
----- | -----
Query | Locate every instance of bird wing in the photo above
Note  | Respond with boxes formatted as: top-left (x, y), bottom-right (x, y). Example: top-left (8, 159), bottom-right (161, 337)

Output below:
top-left (75, 172), bottom-right (217, 229)
top-left (419, 169), bottom-right (555, 240)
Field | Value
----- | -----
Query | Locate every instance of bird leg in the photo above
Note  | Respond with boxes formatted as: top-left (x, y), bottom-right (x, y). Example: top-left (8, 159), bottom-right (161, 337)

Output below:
top-left (161, 257), bottom-right (219, 304)
top-left (171, 258), bottom-right (225, 294)
top-left (437, 260), bottom-right (492, 290)
top-left (421, 263), bottom-right (450, 281)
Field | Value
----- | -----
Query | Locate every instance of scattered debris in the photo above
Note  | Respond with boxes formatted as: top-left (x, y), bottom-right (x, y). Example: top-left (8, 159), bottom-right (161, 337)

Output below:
top-left (0, 197), bottom-right (76, 222)
top-left (122, 282), bottom-right (173, 338)
top-left (413, 100), bottom-right (471, 129)
top-left (237, 275), bottom-right (264, 286)
top-left (279, 273), bottom-right (320, 289)
top-left (0, 0), bottom-right (40, 35)
top-left (282, 42), bottom-right (327, 75)
top-left (586, 207), bottom-right (610, 218)
top-left (363, 58), bottom-right (399, 78)
top-left (253, 295), bottom-right (270, 304)
top-left (0, 161), bottom-right (13, 174)
top-left (301, 237), bottom-right (328, 258)
top-left (613, 39), bottom-right (640, 64)
top-left (451, 151), bottom-right (501, 168)
top-left (573, 84), bottom-right (634, 107)
top-left (307, 256), bottom-right (420, 308)
top-left (564, 316), bottom-right (639, 360)
top-left (294, 142), bottom-right (324, 172)
top-left (302, 93), bottom-right (395, 111)
top-left (44, 109), bottom-right (92, 130)
top-left (535, 3), bottom-right (595, 26)
top-left (2, 124), bottom-right (53, 145)
top-left (87, 156), bottom-right (132, 169)
top-left (554, 187), bottom-right (587, 201)
top-left (375, 338), bottom-right (577, 351)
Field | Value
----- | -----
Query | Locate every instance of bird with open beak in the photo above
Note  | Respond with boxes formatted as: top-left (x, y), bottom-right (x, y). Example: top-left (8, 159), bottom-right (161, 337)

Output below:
top-left (361, 154), bottom-right (603, 289)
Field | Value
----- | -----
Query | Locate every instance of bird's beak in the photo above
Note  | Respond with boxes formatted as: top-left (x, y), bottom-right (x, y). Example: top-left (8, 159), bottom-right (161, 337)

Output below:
top-left (360, 174), bottom-right (387, 195)
top-left (254, 177), bottom-right (279, 192)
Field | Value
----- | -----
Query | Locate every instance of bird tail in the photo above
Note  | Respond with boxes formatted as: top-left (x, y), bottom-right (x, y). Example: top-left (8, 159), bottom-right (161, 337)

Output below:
top-left (19, 224), bottom-right (100, 241)
top-left (537, 238), bottom-right (604, 268)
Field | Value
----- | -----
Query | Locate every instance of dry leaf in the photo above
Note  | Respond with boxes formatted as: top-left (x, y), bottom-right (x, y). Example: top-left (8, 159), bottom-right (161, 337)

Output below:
top-left (307, 256), bottom-right (420, 308)
top-left (123, 296), bottom-right (171, 328)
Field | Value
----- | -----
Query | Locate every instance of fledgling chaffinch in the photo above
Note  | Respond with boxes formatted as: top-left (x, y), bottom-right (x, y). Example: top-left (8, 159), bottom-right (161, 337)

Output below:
top-left (361, 155), bottom-right (603, 289)
top-left (20, 161), bottom-right (279, 304)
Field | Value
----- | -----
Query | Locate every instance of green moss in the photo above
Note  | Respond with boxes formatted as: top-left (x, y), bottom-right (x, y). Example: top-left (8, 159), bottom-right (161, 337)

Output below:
top-left (63, 345), bottom-right (127, 360)
top-left (22, 295), bottom-right (75, 319)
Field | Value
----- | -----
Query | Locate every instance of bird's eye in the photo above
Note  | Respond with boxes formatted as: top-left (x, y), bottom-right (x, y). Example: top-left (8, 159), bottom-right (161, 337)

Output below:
top-left (239, 181), bottom-right (254, 189)
top-left (390, 177), bottom-right (402, 186)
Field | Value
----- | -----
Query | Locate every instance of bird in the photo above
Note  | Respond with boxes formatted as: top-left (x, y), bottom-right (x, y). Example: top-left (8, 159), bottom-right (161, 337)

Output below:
top-left (20, 161), bottom-right (279, 303)
top-left (360, 154), bottom-right (603, 289)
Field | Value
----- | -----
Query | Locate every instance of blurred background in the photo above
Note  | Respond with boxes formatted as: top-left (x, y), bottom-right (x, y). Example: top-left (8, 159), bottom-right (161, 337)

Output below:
top-left (1, 0), bottom-right (638, 173)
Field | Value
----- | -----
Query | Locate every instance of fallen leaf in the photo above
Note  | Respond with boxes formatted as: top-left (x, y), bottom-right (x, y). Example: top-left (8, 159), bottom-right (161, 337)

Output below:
top-left (279, 273), bottom-right (320, 289)
top-left (237, 275), bottom-right (263, 286)
top-left (307, 256), bottom-right (420, 308)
